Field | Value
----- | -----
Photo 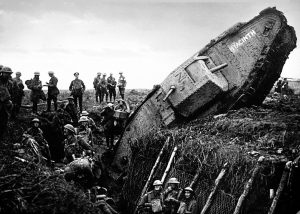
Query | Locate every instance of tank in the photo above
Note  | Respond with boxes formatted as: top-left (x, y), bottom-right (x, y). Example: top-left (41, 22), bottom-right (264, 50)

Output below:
top-left (112, 7), bottom-right (297, 171)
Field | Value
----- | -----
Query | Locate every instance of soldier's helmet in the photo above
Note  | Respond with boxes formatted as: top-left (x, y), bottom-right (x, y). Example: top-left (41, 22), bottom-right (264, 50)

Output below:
top-left (16, 71), bottom-right (21, 75)
top-left (153, 180), bottom-right (163, 186)
top-left (184, 187), bottom-right (193, 192)
top-left (167, 177), bottom-right (180, 184)
top-left (48, 71), bottom-right (54, 74)
top-left (64, 124), bottom-right (75, 133)
top-left (81, 111), bottom-right (89, 116)
top-left (107, 103), bottom-right (114, 109)
top-left (97, 72), bottom-right (101, 75)
top-left (78, 116), bottom-right (89, 123)
top-left (34, 71), bottom-right (40, 76)
top-left (1, 67), bottom-right (13, 74)
top-left (31, 118), bottom-right (40, 123)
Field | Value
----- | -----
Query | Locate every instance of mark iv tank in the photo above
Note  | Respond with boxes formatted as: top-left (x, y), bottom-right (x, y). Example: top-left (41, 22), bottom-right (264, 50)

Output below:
top-left (113, 7), bottom-right (297, 170)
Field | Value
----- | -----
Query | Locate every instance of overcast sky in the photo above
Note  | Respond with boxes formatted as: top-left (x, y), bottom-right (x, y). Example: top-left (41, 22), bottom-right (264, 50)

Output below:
top-left (0, 0), bottom-right (299, 89)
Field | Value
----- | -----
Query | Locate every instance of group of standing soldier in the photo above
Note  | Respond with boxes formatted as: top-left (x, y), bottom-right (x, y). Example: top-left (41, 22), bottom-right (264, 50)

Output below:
top-left (138, 177), bottom-right (197, 214)
top-left (93, 72), bottom-right (126, 103)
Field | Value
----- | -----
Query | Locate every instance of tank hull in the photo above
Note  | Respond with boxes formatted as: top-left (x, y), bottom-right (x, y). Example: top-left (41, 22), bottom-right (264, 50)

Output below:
top-left (113, 7), bottom-right (297, 170)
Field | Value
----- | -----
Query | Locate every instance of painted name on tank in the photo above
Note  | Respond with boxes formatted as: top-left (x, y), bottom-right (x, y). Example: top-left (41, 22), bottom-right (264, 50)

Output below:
top-left (228, 30), bottom-right (257, 53)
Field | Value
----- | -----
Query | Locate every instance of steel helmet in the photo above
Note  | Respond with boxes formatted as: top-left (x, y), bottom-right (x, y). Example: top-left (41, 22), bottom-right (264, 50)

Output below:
top-left (97, 72), bottom-right (101, 75)
top-left (167, 177), bottom-right (180, 184)
top-left (16, 71), bottom-right (21, 75)
top-left (153, 180), bottom-right (163, 186)
top-left (32, 118), bottom-right (40, 123)
top-left (184, 187), bottom-right (193, 192)
top-left (64, 124), bottom-right (75, 133)
top-left (1, 67), bottom-right (13, 74)
top-left (48, 71), bottom-right (54, 74)
top-left (81, 111), bottom-right (89, 116)
top-left (78, 116), bottom-right (89, 123)
top-left (107, 103), bottom-right (114, 108)
top-left (34, 71), bottom-right (40, 76)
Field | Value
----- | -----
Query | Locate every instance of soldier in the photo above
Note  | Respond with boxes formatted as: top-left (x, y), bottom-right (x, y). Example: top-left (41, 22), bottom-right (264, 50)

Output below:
top-left (0, 66), bottom-right (14, 138)
top-left (99, 73), bottom-right (108, 103)
top-left (107, 73), bottom-right (117, 102)
top-left (46, 71), bottom-right (59, 112)
top-left (281, 78), bottom-right (289, 95)
top-left (177, 187), bottom-right (197, 214)
top-left (11, 71), bottom-right (24, 117)
top-left (93, 72), bottom-right (102, 103)
top-left (117, 72), bottom-right (126, 100)
top-left (81, 110), bottom-right (100, 133)
top-left (24, 118), bottom-right (52, 165)
top-left (138, 180), bottom-right (164, 214)
top-left (27, 72), bottom-right (45, 114)
top-left (64, 96), bottom-right (78, 126)
top-left (163, 177), bottom-right (182, 214)
top-left (76, 116), bottom-right (93, 147)
top-left (63, 124), bottom-right (92, 163)
top-left (69, 72), bottom-right (85, 113)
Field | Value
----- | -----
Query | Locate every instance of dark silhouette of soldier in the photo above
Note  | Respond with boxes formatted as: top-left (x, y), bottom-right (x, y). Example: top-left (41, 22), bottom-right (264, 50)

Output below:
top-left (46, 71), bottom-right (59, 112)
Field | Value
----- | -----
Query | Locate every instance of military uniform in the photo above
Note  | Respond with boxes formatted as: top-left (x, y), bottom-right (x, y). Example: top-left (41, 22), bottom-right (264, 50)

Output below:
top-left (47, 74), bottom-right (59, 111)
top-left (99, 76), bottom-right (108, 103)
top-left (65, 101), bottom-right (78, 126)
top-left (63, 135), bottom-right (92, 163)
top-left (77, 126), bottom-right (93, 146)
top-left (93, 75), bottom-right (101, 102)
top-left (24, 127), bottom-right (52, 163)
top-left (107, 75), bottom-right (117, 102)
top-left (118, 74), bottom-right (126, 100)
top-left (69, 78), bottom-right (85, 112)
top-left (139, 190), bottom-right (164, 214)
top-left (27, 75), bottom-right (45, 114)
top-left (0, 67), bottom-right (13, 137)
top-left (12, 74), bottom-right (24, 117)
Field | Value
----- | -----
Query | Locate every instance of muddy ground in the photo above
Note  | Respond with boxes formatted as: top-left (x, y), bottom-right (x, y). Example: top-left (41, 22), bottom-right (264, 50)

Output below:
top-left (0, 90), bottom-right (300, 213)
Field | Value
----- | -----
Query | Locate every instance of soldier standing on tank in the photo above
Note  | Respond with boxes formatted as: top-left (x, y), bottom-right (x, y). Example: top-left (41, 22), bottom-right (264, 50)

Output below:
top-left (69, 72), bottom-right (85, 113)
top-left (117, 72), bottom-right (126, 100)
top-left (99, 73), bottom-right (108, 103)
top-left (12, 71), bottom-right (24, 118)
top-left (93, 72), bottom-right (101, 103)
top-left (107, 73), bottom-right (117, 102)
top-left (27, 72), bottom-right (45, 114)
top-left (163, 177), bottom-right (182, 214)
top-left (46, 71), bottom-right (59, 112)
top-left (138, 180), bottom-right (164, 214)
top-left (0, 66), bottom-right (14, 138)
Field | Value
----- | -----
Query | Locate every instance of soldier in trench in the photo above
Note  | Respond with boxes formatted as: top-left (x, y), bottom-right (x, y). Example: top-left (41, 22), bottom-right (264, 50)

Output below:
top-left (138, 180), bottom-right (164, 214)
